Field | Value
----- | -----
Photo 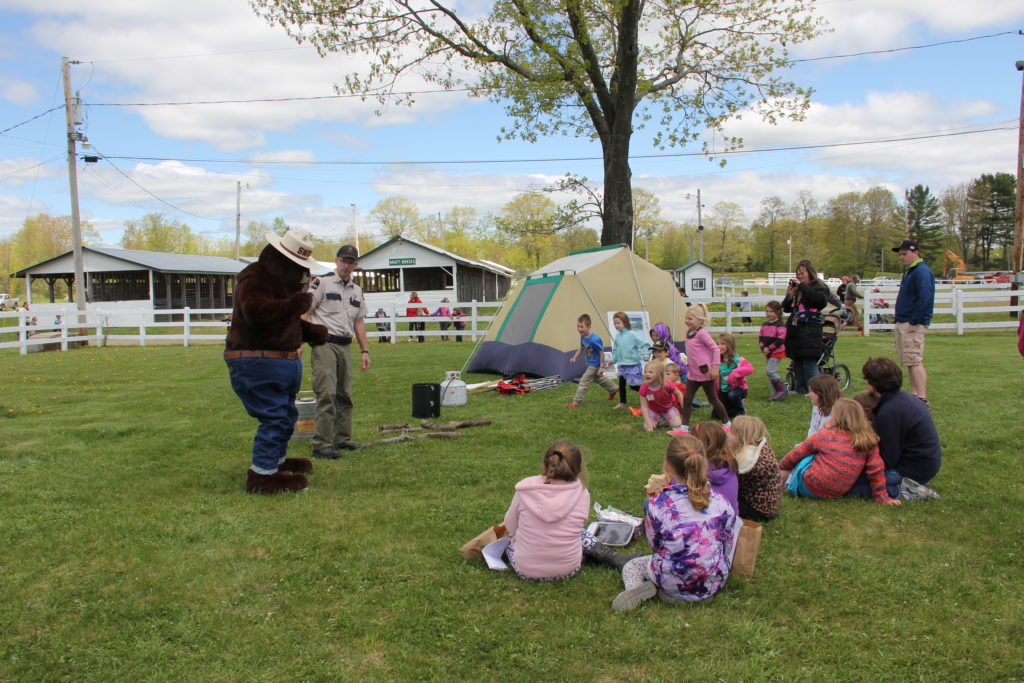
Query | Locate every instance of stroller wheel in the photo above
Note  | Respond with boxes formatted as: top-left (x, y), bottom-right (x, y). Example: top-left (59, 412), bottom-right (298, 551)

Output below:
top-left (831, 364), bottom-right (851, 391)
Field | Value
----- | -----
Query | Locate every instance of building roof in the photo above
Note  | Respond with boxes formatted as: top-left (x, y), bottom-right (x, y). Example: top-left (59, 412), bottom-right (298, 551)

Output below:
top-left (360, 236), bottom-right (513, 277)
top-left (673, 260), bottom-right (713, 272)
top-left (12, 246), bottom-right (248, 277)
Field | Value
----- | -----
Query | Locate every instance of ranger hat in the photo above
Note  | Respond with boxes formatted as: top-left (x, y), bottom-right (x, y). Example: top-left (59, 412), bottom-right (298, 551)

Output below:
top-left (265, 230), bottom-right (319, 269)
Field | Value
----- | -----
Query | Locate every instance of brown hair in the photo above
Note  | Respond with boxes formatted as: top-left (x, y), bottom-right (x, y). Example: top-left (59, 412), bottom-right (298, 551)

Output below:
top-left (612, 311), bottom-right (631, 329)
top-left (830, 398), bottom-right (879, 453)
top-left (542, 440), bottom-right (587, 486)
top-left (851, 391), bottom-right (878, 423)
top-left (728, 415), bottom-right (768, 450)
top-left (716, 333), bottom-right (736, 366)
top-left (862, 357), bottom-right (902, 394)
top-left (796, 259), bottom-right (827, 291)
top-left (577, 313), bottom-right (592, 326)
top-left (765, 300), bottom-right (783, 316)
top-left (694, 421), bottom-right (737, 472)
top-left (664, 362), bottom-right (681, 378)
top-left (809, 374), bottom-right (842, 416)
top-left (665, 435), bottom-right (711, 511)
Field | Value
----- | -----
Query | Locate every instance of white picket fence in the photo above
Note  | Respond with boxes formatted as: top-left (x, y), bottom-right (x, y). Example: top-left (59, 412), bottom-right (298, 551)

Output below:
top-left (0, 300), bottom-right (500, 355)
top-left (698, 282), bottom-right (1022, 335)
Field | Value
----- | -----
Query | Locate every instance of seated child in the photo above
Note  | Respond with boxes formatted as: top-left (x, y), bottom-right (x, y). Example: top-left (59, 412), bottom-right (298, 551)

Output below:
top-left (613, 434), bottom-right (741, 611)
top-left (639, 361), bottom-right (686, 433)
top-left (693, 421), bottom-right (739, 515)
top-left (716, 333), bottom-right (753, 419)
top-left (779, 399), bottom-right (902, 507)
top-left (807, 374), bottom-right (842, 438)
top-left (727, 415), bottom-right (782, 521)
top-left (851, 390), bottom-right (878, 423)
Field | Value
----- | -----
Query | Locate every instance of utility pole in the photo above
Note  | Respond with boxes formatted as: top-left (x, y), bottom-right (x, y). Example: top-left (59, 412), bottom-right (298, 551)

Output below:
top-left (234, 181), bottom-right (243, 260)
top-left (62, 57), bottom-right (87, 321)
top-left (787, 236), bottom-right (793, 273)
top-left (351, 203), bottom-right (359, 254)
top-left (696, 188), bottom-right (704, 262)
top-left (1012, 61), bottom-right (1024, 317)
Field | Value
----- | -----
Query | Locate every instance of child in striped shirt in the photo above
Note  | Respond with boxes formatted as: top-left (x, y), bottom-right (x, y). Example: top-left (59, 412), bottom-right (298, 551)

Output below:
top-left (779, 398), bottom-right (901, 506)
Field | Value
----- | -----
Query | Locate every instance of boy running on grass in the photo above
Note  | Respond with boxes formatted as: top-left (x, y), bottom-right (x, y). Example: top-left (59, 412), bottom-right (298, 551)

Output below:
top-left (567, 313), bottom-right (619, 408)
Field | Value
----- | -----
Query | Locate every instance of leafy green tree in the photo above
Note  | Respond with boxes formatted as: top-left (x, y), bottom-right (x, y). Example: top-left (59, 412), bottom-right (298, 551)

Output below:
top-left (704, 201), bottom-right (748, 272)
top-left (940, 183), bottom-right (972, 261)
top-left (370, 197), bottom-right (424, 240)
top-left (749, 196), bottom-right (793, 272)
top-left (904, 185), bottom-right (943, 265)
top-left (8, 213), bottom-right (99, 301)
top-left (967, 173), bottom-right (1015, 269)
top-left (253, 0), bottom-right (825, 247)
top-left (121, 213), bottom-right (207, 254)
top-left (632, 188), bottom-right (672, 260)
top-left (496, 193), bottom-right (561, 269)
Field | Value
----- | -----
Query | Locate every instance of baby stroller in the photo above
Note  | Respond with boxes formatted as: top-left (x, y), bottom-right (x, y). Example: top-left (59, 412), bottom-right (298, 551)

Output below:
top-left (868, 290), bottom-right (895, 326)
top-left (786, 306), bottom-right (853, 391)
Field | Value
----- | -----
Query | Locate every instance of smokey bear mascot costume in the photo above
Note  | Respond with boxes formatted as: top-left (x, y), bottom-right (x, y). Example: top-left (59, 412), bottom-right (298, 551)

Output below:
top-left (225, 229), bottom-right (328, 494)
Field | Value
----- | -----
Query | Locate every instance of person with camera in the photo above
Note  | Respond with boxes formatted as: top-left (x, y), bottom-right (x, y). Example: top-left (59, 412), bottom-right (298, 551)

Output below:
top-left (781, 259), bottom-right (830, 394)
top-left (307, 244), bottom-right (371, 459)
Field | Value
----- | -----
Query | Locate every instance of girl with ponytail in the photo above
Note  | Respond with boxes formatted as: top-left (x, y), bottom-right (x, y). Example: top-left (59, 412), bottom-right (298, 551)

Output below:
top-left (612, 435), bottom-right (741, 611)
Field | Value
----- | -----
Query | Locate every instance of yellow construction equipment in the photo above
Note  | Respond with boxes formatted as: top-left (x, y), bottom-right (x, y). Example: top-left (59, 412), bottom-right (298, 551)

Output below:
top-left (942, 249), bottom-right (975, 281)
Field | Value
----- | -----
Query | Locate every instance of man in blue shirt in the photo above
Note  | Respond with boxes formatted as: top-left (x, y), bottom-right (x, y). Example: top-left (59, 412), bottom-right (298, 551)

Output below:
top-left (892, 239), bottom-right (934, 404)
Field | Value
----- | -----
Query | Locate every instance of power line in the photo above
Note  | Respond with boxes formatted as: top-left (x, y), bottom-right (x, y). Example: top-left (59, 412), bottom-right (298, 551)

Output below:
top-left (85, 87), bottom-right (472, 107)
top-left (97, 123), bottom-right (1014, 168)
top-left (793, 29), bottom-right (1021, 63)
top-left (0, 106), bottom-right (64, 135)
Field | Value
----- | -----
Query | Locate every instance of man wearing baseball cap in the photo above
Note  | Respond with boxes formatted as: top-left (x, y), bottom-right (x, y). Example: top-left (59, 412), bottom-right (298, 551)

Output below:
top-left (306, 244), bottom-right (371, 458)
top-left (892, 239), bottom-right (934, 405)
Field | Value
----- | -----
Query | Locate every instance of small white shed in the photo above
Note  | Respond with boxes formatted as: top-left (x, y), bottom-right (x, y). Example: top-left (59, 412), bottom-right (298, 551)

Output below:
top-left (673, 260), bottom-right (715, 299)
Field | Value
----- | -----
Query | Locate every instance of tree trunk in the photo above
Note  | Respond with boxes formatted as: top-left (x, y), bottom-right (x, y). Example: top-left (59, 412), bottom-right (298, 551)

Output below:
top-left (602, 141), bottom-right (633, 247)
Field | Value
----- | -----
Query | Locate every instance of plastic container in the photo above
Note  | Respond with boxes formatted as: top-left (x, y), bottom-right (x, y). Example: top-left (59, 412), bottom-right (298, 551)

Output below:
top-left (291, 391), bottom-right (316, 439)
top-left (440, 370), bottom-right (467, 407)
top-left (586, 521), bottom-right (635, 547)
top-left (412, 383), bottom-right (441, 418)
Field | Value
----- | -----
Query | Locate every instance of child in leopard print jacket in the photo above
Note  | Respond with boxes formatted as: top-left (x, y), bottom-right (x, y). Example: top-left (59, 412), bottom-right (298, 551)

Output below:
top-left (726, 415), bottom-right (782, 521)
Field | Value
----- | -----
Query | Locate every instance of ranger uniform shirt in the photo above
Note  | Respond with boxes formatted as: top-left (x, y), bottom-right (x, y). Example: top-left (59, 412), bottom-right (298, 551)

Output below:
top-left (308, 273), bottom-right (368, 337)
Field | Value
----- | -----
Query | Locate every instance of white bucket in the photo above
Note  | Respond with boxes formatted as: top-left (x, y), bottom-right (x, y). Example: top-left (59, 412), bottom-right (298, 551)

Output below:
top-left (441, 370), bottom-right (468, 407)
top-left (292, 391), bottom-right (317, 439)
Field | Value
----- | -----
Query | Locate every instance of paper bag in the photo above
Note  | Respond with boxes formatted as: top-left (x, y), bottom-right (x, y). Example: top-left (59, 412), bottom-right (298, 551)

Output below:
top-left (732, 519), bottom-right (762, 578)
top-left (459, 524), bottom-right (507, 560)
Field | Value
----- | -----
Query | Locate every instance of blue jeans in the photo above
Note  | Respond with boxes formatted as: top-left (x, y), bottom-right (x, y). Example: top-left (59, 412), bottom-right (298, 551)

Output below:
top-left (227, 356), bottom-right (302, 474)
top-left (848, 468), bottom-right (903, 500)
top-left (791, 358), bottom-right (819, 394)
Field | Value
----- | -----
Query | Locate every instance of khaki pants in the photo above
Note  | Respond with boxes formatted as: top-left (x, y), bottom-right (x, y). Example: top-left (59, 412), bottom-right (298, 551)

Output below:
top-left (311, 342), bottom-right (354, 449)
top-left (573, 366), bottom-right (618, 404)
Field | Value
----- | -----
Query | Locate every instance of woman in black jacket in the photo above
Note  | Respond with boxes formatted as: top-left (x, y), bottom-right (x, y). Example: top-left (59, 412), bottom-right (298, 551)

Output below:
top-left (781, 259), bottom-right (829, 394)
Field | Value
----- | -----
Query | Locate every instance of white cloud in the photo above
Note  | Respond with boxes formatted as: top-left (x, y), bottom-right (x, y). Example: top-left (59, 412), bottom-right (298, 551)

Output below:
top-left (1, 77), bottom-right (40, 106)
top-left (248, 149), bottom-right (318, 165)
top-left (0, 157), bottom-right (61, 188)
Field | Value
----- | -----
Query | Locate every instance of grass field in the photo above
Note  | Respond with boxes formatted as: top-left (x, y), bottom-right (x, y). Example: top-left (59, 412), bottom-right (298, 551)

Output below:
top-left (2, 331), bottom-right (1023, 681)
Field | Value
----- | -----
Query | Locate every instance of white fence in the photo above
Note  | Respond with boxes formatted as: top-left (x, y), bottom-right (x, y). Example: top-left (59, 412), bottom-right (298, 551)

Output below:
top-left (0, 300), bottom-right (501, 355)
top-left (697, 282), bottom-right (1022, 335)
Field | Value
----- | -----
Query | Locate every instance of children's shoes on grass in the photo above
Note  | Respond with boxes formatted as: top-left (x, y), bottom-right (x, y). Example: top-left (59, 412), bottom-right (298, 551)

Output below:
top-left (607, 391), bottom-right (619, 401)
top-left (612, 581), bottom-right (657, 612)
top-left (667, 426), bottom-right (689, 436)
top-left (567, 402), bottom-right (582, 409)
top-left (613, 402), bottom-right (628, 409)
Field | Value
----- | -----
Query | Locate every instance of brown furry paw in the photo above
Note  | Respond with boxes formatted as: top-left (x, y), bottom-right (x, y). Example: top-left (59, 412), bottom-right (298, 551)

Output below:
top-left (278, 457), bottom-right (313, 475)
top-left (246, 469), bottom-right (308, 494)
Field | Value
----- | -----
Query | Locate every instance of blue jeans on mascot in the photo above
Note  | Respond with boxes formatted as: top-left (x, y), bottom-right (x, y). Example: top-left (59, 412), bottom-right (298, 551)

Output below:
top-left (227, 356), bottom-right (302, 474)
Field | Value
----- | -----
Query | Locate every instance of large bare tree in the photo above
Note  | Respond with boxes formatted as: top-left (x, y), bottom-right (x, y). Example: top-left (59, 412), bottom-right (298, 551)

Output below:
top-left (252, 0), bottom-right (825, 246)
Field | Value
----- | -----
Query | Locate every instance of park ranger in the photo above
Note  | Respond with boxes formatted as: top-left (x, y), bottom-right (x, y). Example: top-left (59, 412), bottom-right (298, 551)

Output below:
top-left (306, 244), bottom-right (371, 458)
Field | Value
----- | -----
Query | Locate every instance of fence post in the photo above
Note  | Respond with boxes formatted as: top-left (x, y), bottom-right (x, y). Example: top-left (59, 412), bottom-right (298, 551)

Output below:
top-left (863, 298), bottom-right (872, 337)
top-left (184, 307), bottom-right (191, 347)
top-left (96, 308), bottom-right (105, 348)
top-left (954, 288), bottom-right (964, 335)
top-left (139, 311), bottom-right (147, 348)
top-left (390, 303), bottom-right (397, 345)
top-left (724, 292), bottom-right (733, 334)
top-left (471, 300), bottom-right (478, 341)
top-left (60, 307), bottom-right (69, 351)
top-left (18, 309), bottom-right (27, 355)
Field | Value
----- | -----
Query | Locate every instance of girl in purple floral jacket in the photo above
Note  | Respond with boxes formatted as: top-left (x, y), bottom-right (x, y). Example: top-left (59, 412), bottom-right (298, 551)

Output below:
top-left (612, 435), bottom-right (741, 612)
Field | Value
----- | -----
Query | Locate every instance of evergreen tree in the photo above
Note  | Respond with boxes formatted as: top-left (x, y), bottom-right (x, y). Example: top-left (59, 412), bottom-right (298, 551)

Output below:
top-left (904, 185), bottom-right (943, 265)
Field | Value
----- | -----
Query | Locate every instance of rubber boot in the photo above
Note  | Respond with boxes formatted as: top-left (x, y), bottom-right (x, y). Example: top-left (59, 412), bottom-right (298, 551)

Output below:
top-left (584, 540), bottom-right (643, 570)
top-left (769, 379), bottom-right (787, 402)
top-left (245, 469), bottom-right (308, 494)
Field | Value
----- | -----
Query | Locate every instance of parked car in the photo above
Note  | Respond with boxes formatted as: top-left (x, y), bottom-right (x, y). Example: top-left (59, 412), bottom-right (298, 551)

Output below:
top-left (825, 277), bottom-right (842, 291)
top-left (869, 276), bottom-right (894, 286)
top-left (714, 276), bottom-right (736, 287)
top-left (985, 271), bottom-right (1012, 284)
top-left (0, 293), bottom-right (19, 310)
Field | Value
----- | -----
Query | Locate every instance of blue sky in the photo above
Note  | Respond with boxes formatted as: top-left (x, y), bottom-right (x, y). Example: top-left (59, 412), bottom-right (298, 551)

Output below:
top-left (1, 0), bottom-right (1022, 249)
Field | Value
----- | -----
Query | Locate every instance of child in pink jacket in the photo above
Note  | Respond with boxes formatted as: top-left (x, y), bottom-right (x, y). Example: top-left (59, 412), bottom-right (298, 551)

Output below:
top-left (503, 440), bottom-right (591, 580)
top-left (716, 332), bottom-right (753, 419)
top-left (675, 304), bottom-right (730, 431)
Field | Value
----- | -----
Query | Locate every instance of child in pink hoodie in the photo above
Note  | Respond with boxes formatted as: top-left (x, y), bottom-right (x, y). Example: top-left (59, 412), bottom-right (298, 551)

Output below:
top-left (676, 304), bottom-right (730, 431)
top-left (503, 440), bottom-right (592, 580)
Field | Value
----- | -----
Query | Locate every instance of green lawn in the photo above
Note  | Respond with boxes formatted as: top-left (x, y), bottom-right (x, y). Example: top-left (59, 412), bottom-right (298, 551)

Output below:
top-left (2, 332), bottom-right (1022, 680)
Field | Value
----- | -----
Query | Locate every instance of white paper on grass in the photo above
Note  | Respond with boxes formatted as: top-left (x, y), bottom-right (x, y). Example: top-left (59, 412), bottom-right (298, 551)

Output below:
top-left (482, 536), bottom-right (510, 570)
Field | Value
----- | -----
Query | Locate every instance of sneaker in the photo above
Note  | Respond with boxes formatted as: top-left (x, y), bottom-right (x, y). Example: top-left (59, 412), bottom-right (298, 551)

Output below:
top-left (312, 447), bottom-right (341, 460)
top-left (337, 442), bottom-right (365, 451)
top-left (613, 402), bottom-right (628, 410)
top-left (567, 402), bottom-right (582, 409)
top-left (692, 399), bottom-right (709, 408)
top-left (900, 477), bottom-right (940, 501)
top-left (611, 581), bottom-right (657, 612)
top-left (667, 426), bottom-right (689, 436)
top-left (608, 391), bottom-right (619, 401)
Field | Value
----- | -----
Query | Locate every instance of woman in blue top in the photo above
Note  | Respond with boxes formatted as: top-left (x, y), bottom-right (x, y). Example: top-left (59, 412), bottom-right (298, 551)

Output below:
top-left (610, 311), bottom-right (651, 409)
